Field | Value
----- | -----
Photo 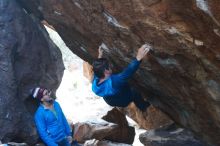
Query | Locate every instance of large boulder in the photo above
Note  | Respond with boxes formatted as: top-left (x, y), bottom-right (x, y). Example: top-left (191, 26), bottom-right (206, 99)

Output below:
top-left (122, 103), bottom-right (173, 129)
top-left (73, 121), bottom-right (118, 143)
top-left (0, 0), bottom-right (64, 144)
top-left (101, 108), bottom-right (135, 144)
top-left (139, 123), bottom-right (206, 146)
top-left (84, 139), bottom-right (131, 146)
top-left (72, 115), bottom-right (134, 144)
top-left (12, 0), bottom-right (220, 145)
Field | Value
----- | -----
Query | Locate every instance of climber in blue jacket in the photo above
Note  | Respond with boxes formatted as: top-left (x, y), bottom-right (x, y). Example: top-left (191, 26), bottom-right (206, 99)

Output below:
top-left (92, 44), bottom-right (151, 111)
top-left (32, 87), bottom-right (80, 146)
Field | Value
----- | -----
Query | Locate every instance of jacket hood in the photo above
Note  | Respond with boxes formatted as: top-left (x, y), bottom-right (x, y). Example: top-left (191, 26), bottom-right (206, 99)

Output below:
top-left (92, 76), bottom-right (116, 97)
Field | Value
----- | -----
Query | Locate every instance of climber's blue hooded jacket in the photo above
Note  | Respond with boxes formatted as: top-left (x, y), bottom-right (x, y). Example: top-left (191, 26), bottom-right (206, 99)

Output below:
top-left (92, 59), bottom-right (141, 107)
top-left (35, 101), bottom-right (71, 146)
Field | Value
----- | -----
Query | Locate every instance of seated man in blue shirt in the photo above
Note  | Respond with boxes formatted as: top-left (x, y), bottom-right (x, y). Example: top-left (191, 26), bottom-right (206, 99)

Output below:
top-left (32, 87), bottom-right (80, 146)
top-left (92, 44), bottom-right (151, 111)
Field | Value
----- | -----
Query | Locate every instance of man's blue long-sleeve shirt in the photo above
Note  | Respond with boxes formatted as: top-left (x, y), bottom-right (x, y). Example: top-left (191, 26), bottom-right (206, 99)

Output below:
top-left (92, 59), bottom-right (141, 107)
top-left (35, 101), bottom-right (71, 146)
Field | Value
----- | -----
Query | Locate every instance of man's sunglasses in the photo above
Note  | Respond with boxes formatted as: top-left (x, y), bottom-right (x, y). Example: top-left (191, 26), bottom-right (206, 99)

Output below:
top-left (44, 90), bottom-right (51, 96)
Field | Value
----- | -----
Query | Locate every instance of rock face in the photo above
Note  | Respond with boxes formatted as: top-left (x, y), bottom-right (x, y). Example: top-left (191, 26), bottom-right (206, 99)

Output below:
top-left (73, 119), bottom-right (133, 144)
top-left (0, 0), bottom-right (64, 144)
top-left (102, 108), bottom-right (135, 144)
top-left (7, 0), bottom-right (220, 145)
top-left (122, 103), bottom-right (173, 129)
top-left (84, 139), bottom-right (131, 146)
top-left (83, 61), bottom-right (94, 82)
top-left (139, 123), bottom-right (206, 146)
top-left (72, 108), bottom-right (135, 144)
top-left (73, 121), bottom-right (118, 143)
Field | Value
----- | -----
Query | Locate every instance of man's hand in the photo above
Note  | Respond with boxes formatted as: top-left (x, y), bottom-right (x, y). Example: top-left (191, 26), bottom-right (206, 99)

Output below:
top-left (67, 136), bottom-right (73, 144)
top-left (136, 44), bottom-right (151, 61)
top-left (98, 46), bottom-right (104, 58)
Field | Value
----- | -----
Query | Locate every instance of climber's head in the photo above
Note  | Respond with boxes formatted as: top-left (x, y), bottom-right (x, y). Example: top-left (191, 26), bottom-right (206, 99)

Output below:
top-left (92, 58), bottom-right (112, 79)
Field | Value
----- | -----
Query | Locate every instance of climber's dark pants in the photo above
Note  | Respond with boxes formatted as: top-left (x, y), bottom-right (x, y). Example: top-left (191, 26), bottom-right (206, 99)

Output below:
top-left (131, 89), bottom-right (150, 111)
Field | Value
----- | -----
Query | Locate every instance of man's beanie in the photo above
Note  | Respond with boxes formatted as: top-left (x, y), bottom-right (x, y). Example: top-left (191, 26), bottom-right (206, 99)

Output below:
top-left (32, 87), bottom-right (46, 100)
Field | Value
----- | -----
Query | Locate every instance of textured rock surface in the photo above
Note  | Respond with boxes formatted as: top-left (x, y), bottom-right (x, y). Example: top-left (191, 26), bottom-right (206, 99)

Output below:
top-left (102, 108), bottom-right (135, 144)
top-left (0, 0), bottom-right (64, 144)
top-left (139, 123), bottom-right (205, 146)
top-left (73, 121), bottom-right (118, 143)
top-left (73, 119), bottom-right (134, 144)
top-left (83, 61), bottom-right (94, 82)
top-left (122, 103), bottom-right (173, 129)
top-left (84, 139), bottom-right (131, 146)
top-left (11, 0), bottom-right (220, 145)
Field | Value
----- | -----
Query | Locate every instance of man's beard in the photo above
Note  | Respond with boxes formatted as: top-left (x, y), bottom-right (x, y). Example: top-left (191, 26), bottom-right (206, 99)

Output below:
top-left (45, 98), bottom-right (54, 104)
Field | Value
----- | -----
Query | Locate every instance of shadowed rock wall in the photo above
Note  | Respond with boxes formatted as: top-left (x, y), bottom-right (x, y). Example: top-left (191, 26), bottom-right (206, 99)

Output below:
top-left (0, 0), bottom-right (64, 144)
